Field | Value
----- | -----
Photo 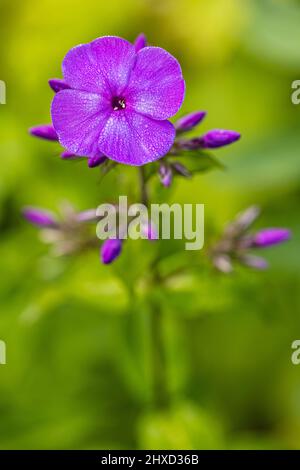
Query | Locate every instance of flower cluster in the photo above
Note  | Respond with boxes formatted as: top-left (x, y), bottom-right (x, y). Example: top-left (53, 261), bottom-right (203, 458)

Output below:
top-left (158, 111), bottom-right (240, 187)
top-left (23, 204), bottom-right (157, 264)
top-left (212, 206), bottom-right (291, 273)
top-left (23, 204), bottom-right (99, 256)
top-left (25, 33), bottom-right (291, 269)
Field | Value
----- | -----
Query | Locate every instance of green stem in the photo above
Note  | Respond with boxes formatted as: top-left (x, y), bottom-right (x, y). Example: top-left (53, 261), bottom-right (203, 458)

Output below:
top-left (138, 166), bottom-right (149, 207)
top-left (138, 166), bottom-right (169, 409)
top-left (148, 293), bottom-right (169, 409)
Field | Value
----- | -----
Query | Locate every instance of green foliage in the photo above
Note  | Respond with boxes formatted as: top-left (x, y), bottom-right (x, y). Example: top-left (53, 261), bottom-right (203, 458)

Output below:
top-left (0, 0), bottom-right (299, 450)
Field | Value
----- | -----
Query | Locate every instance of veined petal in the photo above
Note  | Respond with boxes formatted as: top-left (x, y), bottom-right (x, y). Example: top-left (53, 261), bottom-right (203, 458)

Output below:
top-left (51, 89), bottom-right (110, 157)
top-left (62, 36), bottom-right (136, 96)
top-left (98, 110), bottom-right (175, 166)
top-left (126, 47), bottom-right (185, 120)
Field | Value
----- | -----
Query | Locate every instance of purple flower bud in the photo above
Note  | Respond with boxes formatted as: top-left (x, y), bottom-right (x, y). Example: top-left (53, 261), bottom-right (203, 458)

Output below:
top-left (141, 221), bottom-right (158, 241)
top-left (225, 206), bottom-right (261, 239)
top-left (175, 111), bottom-right (207, 133)
top-left (76, 209), bottom-right (98, 223)
top-left (48, 78), bottom-right (70, 93)
top-left (134, 33), bottom-right (147, 52)
top-left (88, 154), bottom-right (107, 168)
top-left (200, 130), bottom-right (241, 149)
top-left (240, 254), bottom-right (268, 270)
top-left (29, 125), bottom-right (58, 141)
top-left (23, 206), bottom-right (57, 228)
top-left (101, 239), bottom-right (122, 264)
top-left (213, 254), bottom-right (233, 273)
top-left (253, 228), bottom-right (291, 248)
top-left (61, 151), bottom-right (78, 159)
top-left (171, 162), bottom-right (191, 178)
top-left (159, 164), bottom-right (173, 187)
top-left (235, 206), bottom-right (260, 231)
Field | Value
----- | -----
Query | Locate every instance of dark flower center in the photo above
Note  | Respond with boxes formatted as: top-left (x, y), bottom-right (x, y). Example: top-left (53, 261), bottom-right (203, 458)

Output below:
top-left (112, 96), bottom-right (126, 111)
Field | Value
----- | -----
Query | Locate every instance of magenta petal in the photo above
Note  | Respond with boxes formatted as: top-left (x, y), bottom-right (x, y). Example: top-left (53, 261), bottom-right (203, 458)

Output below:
top-left (126, 47), bottom-right (185, 120)
top-left (62, 36), bottom-right (135, 96)
top-left (98, 111), bottom-right (175, 166)
top-left (51, 90), bottom-right (109, 156)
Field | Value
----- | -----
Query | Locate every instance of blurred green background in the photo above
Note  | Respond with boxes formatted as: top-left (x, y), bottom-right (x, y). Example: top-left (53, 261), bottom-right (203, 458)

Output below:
top-left (0, 0), bottom-right (300, 450)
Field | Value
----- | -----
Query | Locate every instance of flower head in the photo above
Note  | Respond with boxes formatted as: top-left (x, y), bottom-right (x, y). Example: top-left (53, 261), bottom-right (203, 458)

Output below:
top-left (51, 36), bottom-right (185, 166)
top-left (212, 207), bottom-right (291, 273)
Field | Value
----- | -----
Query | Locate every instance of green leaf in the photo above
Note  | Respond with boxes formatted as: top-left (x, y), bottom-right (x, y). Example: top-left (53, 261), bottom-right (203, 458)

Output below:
top-left (171, 150), bottom-right (224, 174)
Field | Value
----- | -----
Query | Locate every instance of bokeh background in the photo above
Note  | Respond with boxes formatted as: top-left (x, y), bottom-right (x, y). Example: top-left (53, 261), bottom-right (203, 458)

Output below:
top-left (0, 0), bottom-right (300, 449)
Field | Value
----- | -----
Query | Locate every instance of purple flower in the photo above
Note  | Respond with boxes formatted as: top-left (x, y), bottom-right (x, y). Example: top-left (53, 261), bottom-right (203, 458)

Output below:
top-left (175, 111), bottom-right (206, 133)
top-left (23, 206), bottom-right (57, 227)
top-left (101, 238), bottom-right (122, 264)
top-left (200, 130), bottom-right (241, 149)
top-left (253, 228), bottom-right (291, 248)
top-left (51, 36), bottom-right (185, 166)
top-left (49, 79), bottom-right (70, 93)
top-left (29, 125), bottom-right (58, 141)
top-left (134, 33), bottom-right (147, 52)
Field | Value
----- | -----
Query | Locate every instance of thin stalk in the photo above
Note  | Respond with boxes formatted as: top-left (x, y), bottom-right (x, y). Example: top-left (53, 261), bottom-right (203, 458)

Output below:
top-left (138, 165), bottom-right (169, 409)
top-left (138, 166), bottom-right (149, 207)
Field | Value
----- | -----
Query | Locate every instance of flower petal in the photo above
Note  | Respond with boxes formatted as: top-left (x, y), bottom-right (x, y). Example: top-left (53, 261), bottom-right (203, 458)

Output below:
top-left (98, 111), bottom-right (175, 166)
top-left (62, 36), bottom-right (136, 96)
top-left (126, 47), bottom-right (185, 120)
top-left (51, 89), bottom-right (110, 156)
